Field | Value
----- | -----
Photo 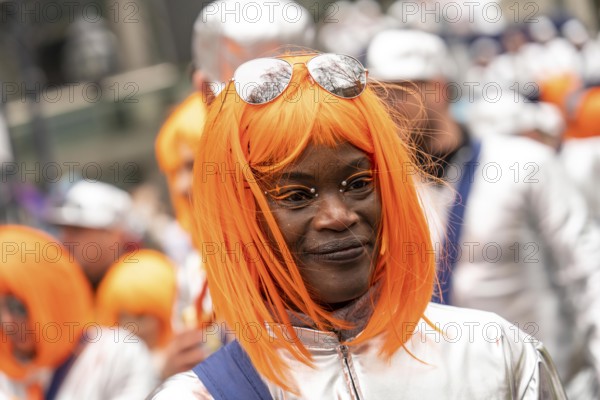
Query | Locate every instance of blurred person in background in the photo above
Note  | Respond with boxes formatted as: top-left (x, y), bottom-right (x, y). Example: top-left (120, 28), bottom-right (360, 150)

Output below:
top-left (473, 17), bottom-right (600, 229)
top-left (476, 17), bottom-right (593, 110)
top-left (467, 96), bottom-right (565, 151)
top-left (469, 80), bottom-right (600, 399)
top-left (483, 25), bottom-right (534, 91)
top-left (464, 36), bottom-right (502, 88)
top-left (560, 89), bottom-right (600, 224)
top-left (46, 180), bottom-right (142, 294)
top-left (469, 90), bottom-right (600, 226)
top-left (526, 16), bottom-right (582, 82)
top-left (367, 29), bottom-right (600, 398)
top-left (469, 85), bottom-right (600, 237)
top-left (514, 101), bottom-right (565, 151)
top-left (560, 134), bottom-right (600, 224)
top-left (0, 225), bottom-right (156, 399)
top-left (153, 57), bottom-right (219, 390)
top-left (96, 249), bottom-right (218, 381)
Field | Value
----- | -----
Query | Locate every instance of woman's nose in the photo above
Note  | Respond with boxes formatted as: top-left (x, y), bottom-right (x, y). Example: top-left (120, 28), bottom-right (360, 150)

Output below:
top-left (311, 192), bottom-right (359, 231)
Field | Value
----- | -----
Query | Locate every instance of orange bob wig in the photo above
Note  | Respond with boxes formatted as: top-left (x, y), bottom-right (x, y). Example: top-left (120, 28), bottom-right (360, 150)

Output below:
top-left (0, 225), bottom-right (94, 380)
top-left (193, 54), bottom-right (435, 390)
top-left (96, 249), bottom-right (177, 349)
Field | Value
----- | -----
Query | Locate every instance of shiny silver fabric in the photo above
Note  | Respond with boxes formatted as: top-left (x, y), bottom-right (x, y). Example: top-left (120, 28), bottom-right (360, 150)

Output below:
top-left (149, 303), bottom-right (566, 399)
top-left (0, 328), bottom-right (157, 399)
top-left (192, 0), bottom-right (316, 90)
top-left (421, 134), bottom-right (600, 392)
top-left (560, 137), bottom-right (600, 222)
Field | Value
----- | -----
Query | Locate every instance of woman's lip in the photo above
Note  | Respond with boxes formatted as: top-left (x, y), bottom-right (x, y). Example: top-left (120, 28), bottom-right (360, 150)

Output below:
top-left (305, 237), bottom-right (369, 255)
top-left (306, 245), bottom-right (366, 262)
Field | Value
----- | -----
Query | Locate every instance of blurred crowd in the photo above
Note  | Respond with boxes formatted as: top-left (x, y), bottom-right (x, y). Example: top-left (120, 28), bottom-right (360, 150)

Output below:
top-left (1, 0), bottom-right (600, 399)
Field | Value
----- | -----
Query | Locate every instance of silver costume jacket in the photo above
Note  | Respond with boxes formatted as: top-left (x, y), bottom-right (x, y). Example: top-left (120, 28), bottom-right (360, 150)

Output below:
top-left (0, 328), bottom-right (158, 400)
top-left (149, 303), bottom-right (566, 399)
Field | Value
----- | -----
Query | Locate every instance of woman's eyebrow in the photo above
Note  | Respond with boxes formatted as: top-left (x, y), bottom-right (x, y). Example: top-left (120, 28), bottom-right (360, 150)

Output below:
top-left (337, 156), bottom-right (372, 173)
top-left (348, 156), bottom-right (372, 168)
top-left (278, 156), bottom-right (372, 182)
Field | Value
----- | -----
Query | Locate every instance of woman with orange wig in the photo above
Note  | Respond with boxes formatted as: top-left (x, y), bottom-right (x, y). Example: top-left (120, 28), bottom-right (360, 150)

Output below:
top-left (96, 250), bottom-right (176, 368)
top-left (0, 225), bottom-right (157, 399)
top-left (96, 249), bottom-right (215, 380)
top-left (150, 53), bottom-right (566, 399)
top-left (154, 92), bottom-right (213, 329)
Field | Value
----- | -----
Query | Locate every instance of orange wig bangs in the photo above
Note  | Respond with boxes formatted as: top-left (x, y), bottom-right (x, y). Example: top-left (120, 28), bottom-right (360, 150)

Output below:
top-left (193, 54), bottom-right (435, 390)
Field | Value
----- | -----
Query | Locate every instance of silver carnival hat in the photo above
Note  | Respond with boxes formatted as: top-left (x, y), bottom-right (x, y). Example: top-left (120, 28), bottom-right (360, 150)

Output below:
top-left (366, 29), bottom-right (452, 82)
top-left (47, 180), bottom-right (133, 231)
top-left (192, 0), bottom-right (316, 94)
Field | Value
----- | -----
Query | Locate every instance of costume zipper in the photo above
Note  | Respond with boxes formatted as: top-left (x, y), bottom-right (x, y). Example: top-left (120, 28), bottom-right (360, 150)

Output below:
top-left (339, 344), bottom-right (361, 400)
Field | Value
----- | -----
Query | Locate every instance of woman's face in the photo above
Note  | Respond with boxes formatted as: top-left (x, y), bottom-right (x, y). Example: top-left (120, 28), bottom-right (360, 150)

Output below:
top-left (0, 294), bottom-right (36, 362)
top-left (173, 144), bottom-right (196, 202)
top-left (118, 312), bottom-right (162, 350)
top-left (261, 142), bottom-right (382, 308)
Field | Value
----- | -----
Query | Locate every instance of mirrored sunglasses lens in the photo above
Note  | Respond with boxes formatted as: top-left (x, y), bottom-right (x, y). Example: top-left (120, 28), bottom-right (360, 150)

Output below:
top-left (307, 54), bottom-right (367, 98)
top-left (234, 58), bottom-right (293, 104)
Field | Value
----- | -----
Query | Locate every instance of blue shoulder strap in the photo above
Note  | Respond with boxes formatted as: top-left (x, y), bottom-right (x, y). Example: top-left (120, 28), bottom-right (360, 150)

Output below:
top-left (433, 139), bottom-right (482, 305)
top-left (192, 340), bottom-right (272, 400)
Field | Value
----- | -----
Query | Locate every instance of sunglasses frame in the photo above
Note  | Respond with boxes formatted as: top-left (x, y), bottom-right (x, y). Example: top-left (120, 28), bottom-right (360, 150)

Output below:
top-left (226, 53), bottom-right (369, 106)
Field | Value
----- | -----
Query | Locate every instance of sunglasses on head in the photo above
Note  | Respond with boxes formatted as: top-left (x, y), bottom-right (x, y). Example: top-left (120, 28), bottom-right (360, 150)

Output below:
top-left (224, 53), bottom-right (368, 105)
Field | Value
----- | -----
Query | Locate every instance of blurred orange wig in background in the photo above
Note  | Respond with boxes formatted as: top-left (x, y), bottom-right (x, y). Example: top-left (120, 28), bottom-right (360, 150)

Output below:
top-left (539, 72), bottom-right (581, 109)
top-left (193, 54), bottom-right (436, 391)
top-left (538, 74), bottom-right (600, 140)
top-left (565, 87), bottom-right (600, 139)
top-left (155, 92), bottom-right (206, 235)
top-left (96, 249), bottom-right (177, 349)
top-left (0, 225), bottom-right (94, 380)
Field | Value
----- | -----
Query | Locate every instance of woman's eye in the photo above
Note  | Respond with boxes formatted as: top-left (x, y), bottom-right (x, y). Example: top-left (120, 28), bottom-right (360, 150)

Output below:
top-left (348, 179), bottom-right (369, 190)
top-left (346, 173), bottom-right (374, 192)
top-left (279, 190), bottom-right (313, 204)
top-left (267, 186), bottom-right (315, 209)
